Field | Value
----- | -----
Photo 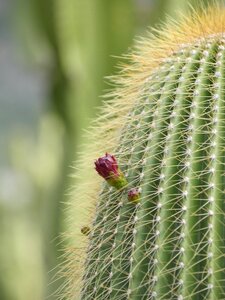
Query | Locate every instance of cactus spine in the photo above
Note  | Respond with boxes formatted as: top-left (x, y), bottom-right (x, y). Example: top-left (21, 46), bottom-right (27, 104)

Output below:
top-left (67, 6), bottom-right (225, 300)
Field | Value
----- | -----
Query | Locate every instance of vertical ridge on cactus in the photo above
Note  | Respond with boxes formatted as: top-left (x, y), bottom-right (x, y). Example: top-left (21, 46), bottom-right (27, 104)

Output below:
top-left (63, 5), bottom-right (225, 300)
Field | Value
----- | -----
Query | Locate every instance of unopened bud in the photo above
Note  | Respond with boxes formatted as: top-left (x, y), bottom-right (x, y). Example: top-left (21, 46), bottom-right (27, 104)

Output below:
top-left (128, 188), bottom-right (140, 204)
top-left (95, 153), bottom-right (127, 189)
top-left (81, 226), bottom-right (91, 236)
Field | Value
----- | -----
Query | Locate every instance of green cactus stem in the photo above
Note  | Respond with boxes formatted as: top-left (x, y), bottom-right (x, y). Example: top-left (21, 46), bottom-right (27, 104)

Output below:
top-left (67, 5), bottom-right (225, 300)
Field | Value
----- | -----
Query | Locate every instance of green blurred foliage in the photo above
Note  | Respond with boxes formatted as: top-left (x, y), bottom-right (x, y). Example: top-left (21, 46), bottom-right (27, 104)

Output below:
top-left (0, 0), bottom-right (219, 299)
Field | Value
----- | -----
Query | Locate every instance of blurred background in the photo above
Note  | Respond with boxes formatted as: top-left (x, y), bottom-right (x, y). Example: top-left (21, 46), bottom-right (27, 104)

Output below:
top-left (0, 0), bottom-right (220, 299)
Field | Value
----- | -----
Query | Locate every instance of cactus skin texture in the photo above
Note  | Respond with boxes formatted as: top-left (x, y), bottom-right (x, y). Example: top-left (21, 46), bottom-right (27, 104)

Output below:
top-left (67, 5), bottom-right (225, 300)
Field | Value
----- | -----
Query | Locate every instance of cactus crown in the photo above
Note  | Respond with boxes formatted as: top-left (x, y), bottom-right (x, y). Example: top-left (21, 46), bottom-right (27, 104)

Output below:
top-left (64, 4), bottom-right (225, 300)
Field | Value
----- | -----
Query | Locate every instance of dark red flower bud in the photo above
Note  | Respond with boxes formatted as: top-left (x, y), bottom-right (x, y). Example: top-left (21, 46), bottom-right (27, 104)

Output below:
top-left (95, 153), bottom-right (119, 179)
top-left (128, 188), bottom-right (140, 204)
top-left (95, 153), bottom-right (127, 189)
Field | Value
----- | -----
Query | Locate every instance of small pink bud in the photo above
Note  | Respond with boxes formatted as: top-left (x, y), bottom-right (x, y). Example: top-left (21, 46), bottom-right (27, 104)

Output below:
top-left (95, 153), bottom-right (127, 189)
top-left (128, 188), bottom-right (140, 204)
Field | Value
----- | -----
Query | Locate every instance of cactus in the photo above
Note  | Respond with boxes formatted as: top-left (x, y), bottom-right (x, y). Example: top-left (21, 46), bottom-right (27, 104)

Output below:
top-left (66, 5), bottom-right (225, 300)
